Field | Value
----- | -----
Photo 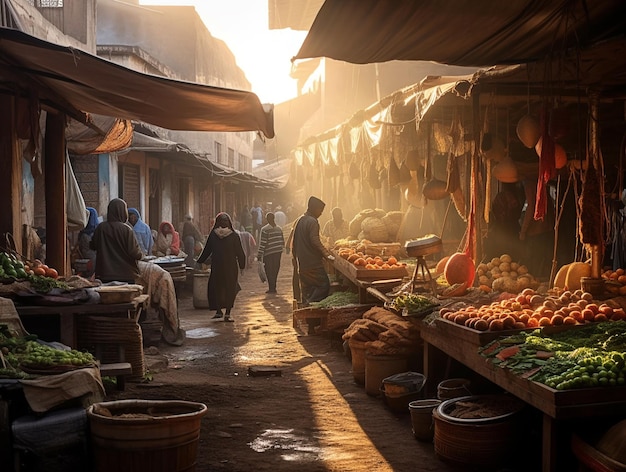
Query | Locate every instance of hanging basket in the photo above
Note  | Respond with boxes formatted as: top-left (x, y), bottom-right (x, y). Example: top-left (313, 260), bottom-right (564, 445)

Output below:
top-left (492, 156), bottom-right (519, 183)
top-left (516, 115), bottom-right (541, 149)
top-left (422, 179), bottom-right (448, 200)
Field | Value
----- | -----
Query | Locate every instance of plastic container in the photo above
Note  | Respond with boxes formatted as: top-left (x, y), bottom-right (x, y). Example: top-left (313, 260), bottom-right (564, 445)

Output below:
top-left (409, 399), bottom-right (441, 441)
top-left (437, 378), bottom-right (471, 400)
top-left (382, 372), bottom-right (426, 395)
top-left (87, 400), bottom-right (207, 472)
top-left (193, 272), bottom-right (210, 308)
top-left (364, 353), bottom-right (409, 396)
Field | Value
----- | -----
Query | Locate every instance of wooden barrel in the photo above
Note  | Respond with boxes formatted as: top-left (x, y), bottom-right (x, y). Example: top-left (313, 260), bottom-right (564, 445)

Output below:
top-left (88, 400), bottom-right (207, 472)
top-left (433, 399), bottom-right (521, 468)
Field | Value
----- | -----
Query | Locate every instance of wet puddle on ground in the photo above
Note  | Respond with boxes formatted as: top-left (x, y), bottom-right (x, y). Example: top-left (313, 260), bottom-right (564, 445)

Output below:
top-left (185, 327), bottom-right (219, 339)
top-left (249, 428), bottom-right (322, 461)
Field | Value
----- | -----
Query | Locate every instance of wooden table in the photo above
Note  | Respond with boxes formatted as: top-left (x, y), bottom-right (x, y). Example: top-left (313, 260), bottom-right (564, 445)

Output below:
top-left (15, 295), bottom-right (148, 348)
top-left (420, 319), bottom-right (626, 471)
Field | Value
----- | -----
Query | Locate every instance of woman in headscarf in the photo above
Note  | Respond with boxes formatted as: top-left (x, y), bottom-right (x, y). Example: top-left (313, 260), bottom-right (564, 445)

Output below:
top-left (128, 208), bottom-right (154, 257)
top-left (90, 198), bottom-right (143, 283)
top-left (154, 221), bottom-right (184, 257)
top-left (196, 212), bottom-right (246, 322)
top-left (76, 207), bottom-right (99, 277)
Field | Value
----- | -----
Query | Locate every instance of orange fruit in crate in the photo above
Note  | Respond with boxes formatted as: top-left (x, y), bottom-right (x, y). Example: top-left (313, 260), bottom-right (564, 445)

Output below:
top-left (33, 267), bottom-right (46, 276)
top-left (46, 268), bottom-right (59, 279)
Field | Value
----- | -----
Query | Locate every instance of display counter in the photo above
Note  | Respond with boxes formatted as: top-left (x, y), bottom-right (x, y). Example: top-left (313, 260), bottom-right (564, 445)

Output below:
top-left (15, 295), bottom-right (148, 348)
top-left (420, 319), bottom-right (626, 471)
top-left (330, 253), bottom-right (405, 303)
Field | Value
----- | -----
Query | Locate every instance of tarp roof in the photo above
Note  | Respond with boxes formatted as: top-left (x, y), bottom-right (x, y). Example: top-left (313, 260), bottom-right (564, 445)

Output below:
top-left (0, 27), bottom-right (274, 138)
top-left (294, 0), bottom-right (626, 67)
top-left (123, 131), bottom-right (279, 188)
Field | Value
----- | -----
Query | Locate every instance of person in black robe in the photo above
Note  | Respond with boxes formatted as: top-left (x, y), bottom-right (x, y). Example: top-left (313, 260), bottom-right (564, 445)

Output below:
top-left (196, 212), bottom-right (246, 322)
top-left (90, 198), bottom-right (142, 283)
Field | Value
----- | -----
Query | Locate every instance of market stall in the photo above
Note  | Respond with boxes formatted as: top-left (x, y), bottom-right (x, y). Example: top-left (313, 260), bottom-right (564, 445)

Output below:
top-left (420, 316), bottom-right (626, 471)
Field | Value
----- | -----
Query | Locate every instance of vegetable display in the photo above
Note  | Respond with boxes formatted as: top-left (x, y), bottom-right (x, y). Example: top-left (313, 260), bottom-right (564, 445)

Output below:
top-left (0, 251), bottom-right (67, 292)
top-left (309, 291), bottom-right (359, 309)
top-left (480, 321), bottom-right (626, 390)
top-left (388, 293), bottom-right (439, 316)
top-left (0, 329), bottom-right (95, 378)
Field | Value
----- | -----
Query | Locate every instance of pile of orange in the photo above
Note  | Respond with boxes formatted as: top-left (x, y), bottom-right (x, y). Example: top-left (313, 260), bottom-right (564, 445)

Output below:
top-left (337, 248), bottom-right (405, 270)
top-left (25, 259), bottom-right (59, 279)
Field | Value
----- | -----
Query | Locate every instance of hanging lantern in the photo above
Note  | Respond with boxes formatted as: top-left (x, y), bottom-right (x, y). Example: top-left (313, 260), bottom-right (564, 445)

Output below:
top-left (492, 155), bottom-right (519, 183)
top-left (535, 137), bottom-right (567, 169)
top-left (516, 115), bottom-right (541, 148)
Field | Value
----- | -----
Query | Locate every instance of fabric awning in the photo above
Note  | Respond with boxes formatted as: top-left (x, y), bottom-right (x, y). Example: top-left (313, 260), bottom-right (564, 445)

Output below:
top-left (0, 27), bottom-right (274, 138)
top-left (293, 73), bottom-right (476, 166)
top-left (294, 0), bottom-right (626, 67)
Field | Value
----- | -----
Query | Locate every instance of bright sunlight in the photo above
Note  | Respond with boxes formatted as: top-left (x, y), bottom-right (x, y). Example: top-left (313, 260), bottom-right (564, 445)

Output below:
top-left (139, 0), bottom-right (308, 104)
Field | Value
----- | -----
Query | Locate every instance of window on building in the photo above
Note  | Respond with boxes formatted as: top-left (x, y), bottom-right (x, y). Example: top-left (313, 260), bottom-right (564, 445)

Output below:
top-left (29, 0), bottom-right (64, 7)
top-left (118, 164), bottom-right (140, 211)
top-left (214, 142), bottom-right (223, 165)
top-left (238, 154), bottom-right (245, 172)
top-left (228, 148), bottom-right (235, 168)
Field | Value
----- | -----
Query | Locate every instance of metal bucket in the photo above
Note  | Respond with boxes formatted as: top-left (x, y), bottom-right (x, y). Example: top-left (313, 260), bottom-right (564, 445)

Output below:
top-left (192, 272), bottom-right (210, 308)
top-left (409, 399), bottom-right (441, 441)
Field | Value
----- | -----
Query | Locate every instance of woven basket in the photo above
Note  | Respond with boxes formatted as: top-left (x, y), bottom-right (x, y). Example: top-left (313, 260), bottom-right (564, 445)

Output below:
top-left (327, 304), bottom-right (374, 331)
top-left (361, 217), bottom-right (388, 243)
top-left (77, 315), bottom-right (145, 379)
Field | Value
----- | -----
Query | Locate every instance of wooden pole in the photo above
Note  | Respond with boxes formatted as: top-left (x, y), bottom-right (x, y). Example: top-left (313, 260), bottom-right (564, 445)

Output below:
top-left (0, 95), bottom-right (23, 253)
top-left (588, 90), bottom-right (602, 279)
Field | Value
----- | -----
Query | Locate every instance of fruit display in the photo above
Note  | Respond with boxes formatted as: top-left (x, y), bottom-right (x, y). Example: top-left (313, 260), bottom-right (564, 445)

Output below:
top-left (474, 254), bottom-right (540, 293)
top-left (439, 288), bottom-right (626, 332)
top-left (0, 251), bottom-right (66, 292)
top-left (336, 247), bottom-right (406, 270)
top-left (479, 321), bottom-right (626, 390)
top-left (0, 329), bottom-right (95, 378)
top-left (554, 261), bottom-right (591, 291)
top-left (602, 267), bottom-right (626, 296)
top-left (333, 238), bottom-right (403, 258)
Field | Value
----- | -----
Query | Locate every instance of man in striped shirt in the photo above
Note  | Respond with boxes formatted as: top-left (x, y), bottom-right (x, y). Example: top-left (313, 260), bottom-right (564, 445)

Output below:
top-left (256, 212), bottom-right (285, 294)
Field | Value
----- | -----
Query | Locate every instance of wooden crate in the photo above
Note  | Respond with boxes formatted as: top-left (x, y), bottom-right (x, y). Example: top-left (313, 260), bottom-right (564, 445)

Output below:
top-left (292, 307), bottom-right (328, 335)
top-left (333, 254), bottom-right (408, 281)
top-left (434, 317), bottom-right (587, 346)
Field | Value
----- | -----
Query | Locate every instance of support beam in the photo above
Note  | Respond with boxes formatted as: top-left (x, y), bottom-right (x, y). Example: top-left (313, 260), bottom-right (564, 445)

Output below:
top-left (0, 95), bottom-right (23, 253)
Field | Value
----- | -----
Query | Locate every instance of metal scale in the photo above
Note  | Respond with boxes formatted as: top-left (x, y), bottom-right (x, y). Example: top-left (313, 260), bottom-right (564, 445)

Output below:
top-left (403, 235), bottom-right (442, 296)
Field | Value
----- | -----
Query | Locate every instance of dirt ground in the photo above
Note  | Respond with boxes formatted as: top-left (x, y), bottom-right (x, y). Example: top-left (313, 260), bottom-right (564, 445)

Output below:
top-left (106, 254), bottom-right (531, 472)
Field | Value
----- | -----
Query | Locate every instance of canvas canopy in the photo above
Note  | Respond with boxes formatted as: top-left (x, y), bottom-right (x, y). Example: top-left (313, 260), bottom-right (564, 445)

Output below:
top-left (0, 27), bottom-right (274, 138)
top-left (294, 0), bottom-right (625, 68)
